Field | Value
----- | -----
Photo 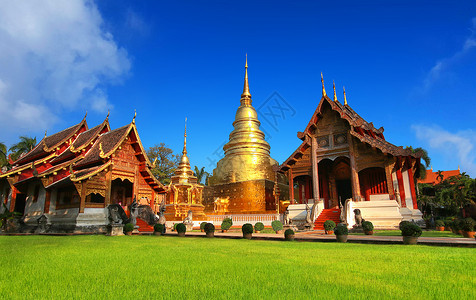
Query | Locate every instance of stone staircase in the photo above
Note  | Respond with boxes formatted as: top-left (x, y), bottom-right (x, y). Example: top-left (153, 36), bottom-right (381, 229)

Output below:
top-left (136, 218), bottom-right (154, 233)
top-left (314, 209), bottom-right (341, 230)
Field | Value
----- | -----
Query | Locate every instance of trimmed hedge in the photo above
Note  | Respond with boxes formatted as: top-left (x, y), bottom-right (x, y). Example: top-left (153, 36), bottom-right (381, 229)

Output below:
top-left (123, 223), bottom-right (134, 232)
top-left (401, 223), bottom-right (422, 237)
top-left (284, 229), bottom-right (295, 236)
top-left (334, 224), bottom-right (348, 235)
top-left (204, 223), bottom-right (215, 233)
top-left (154, 223), bottom-right (165, 233)
top-left (242, 223), bottom-right (254, 234)
top-left (176, 223), bottom-right (186, 233)
top-left (254, 222), bottom-right (264, 232)
top-left (271, 220), bottom-right (283, 232)
top-left (362, 221), bottom-right (374, 232)
top-left (200, 222), bottom-right (207, 231)
top-left (221, 218), bottom-right (233, 231)
top-left (323, 220), bottom-right (336, 231)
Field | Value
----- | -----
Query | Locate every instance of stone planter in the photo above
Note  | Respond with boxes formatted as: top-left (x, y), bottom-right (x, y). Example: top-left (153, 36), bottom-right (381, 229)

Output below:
top-left (402, 236), bottom-right (418, 245)
top-left (243, 233), bottom-right (252, 240)
top-left (336, 235), bottom-right (348, 243)
top-left (457, 230), bottom-right (463, 235)
top-left (221, 229), bottom-right (228, 233)
top-left (462, 231), bottom-right (475, 238)
top-left (153, 231), bottom-right (161, 236)
top-left (364, 230), bottom-right (374, 235)
top-left (284, 234), bottom-right (295, 241)
top-left (177, 232), bottom-right (185, 237)
top-left (125, 231), bottom-right (133, 236)
top-left (325, 230), bottom-right (334, 235)
top-left (436, 227), bottom-right (445, 231)
top-left (200, 229), bottom-right (204, 232)
top-left (206, 231), bottom-right (214, 238)
top-left (255, 230), bottom-right (261, 234)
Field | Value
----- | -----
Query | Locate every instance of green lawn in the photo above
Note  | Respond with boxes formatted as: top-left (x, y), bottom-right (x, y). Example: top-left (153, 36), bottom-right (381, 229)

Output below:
top-left (0, 235), bottom-right (474, 299)
top-left (348, 230), bottom-right (463, 238)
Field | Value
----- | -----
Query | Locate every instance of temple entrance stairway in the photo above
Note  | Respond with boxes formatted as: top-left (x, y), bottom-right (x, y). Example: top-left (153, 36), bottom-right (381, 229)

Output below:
top-left (136, 218), bottom-right (154, 233)
top-left (314, 209), bottom-right (341, 230)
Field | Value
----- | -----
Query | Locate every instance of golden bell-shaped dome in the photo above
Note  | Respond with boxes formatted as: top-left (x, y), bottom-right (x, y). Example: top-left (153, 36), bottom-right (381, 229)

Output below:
top-left (209, 56), bottom-right (277, 185)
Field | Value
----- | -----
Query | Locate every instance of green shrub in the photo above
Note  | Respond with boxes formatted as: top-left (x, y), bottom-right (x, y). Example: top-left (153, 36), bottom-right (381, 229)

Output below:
top-left (461, 218), bottom-right (476, 232)
top-left (173, 223), bottom-right (178, 231)
top-left (362, 221), bottom-right (374, 232)
top-left (154, 223), bottom-right (165, 233)
top-left (435, 220), bottom-right (445, 227)
top-left (176, 223), bottom-right (186, 233)
top-left (401, 223), bottom-right (422, 237)
top-left (221, 218), bottom-right (233, 231)
top-left (242, 223), bottom-right (253, 234)
top-left (200, 222), bottom-right (207, 231)
top-left (323, 220), bottom-right (336, 231)
top-left (334, 224), bottom-right (348, 235)
top-left (204, 223), bottom-right (215, 233)
top-left (444, 218), bottom-right (454, 228)
top-left (284, 229), bottom-right (295, 236)
top-left (271, 220), bottom-right (283, 232)
top-left (123, 223), bottom-right (134, 232)
top-left (254, 222), bottom-right (265, 232)
top-left (452, 219), bottom-right (462, 231)
top-left (399, 220), bottom-right (411, 231)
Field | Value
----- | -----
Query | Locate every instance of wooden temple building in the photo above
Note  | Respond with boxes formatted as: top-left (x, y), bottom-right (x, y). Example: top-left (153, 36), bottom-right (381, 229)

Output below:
top-left (279, 75), bottom-right (424, 228)
top-left (0, 113), bottom-right (165, 233)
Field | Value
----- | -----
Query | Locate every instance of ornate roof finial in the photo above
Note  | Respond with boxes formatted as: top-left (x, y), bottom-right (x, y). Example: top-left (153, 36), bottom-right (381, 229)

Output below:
top-left (44, 130), bottom-right (47, 139)
top-left (183, 117), bottom-right (187, 155)
top-left (99, 142), bottom-right (104, 157)
top-left (69, 164), bottom-right (75, 179)
top-left (106, 109), bottom-right (110, 119)
top-left (458, 165), bottom-right (460, 171)
top-left (343, 86), bottom-right (347, 105)
top-left (333, 80), bottom-right (337, 102)
top-left (321, 72), bottom-right (326, 97)
top-left (132, 109), bottom-right (136, 124)
top-left (83, 110), bottom-right (88, 120)
top-left (240, 54), bottom-right (252, 105)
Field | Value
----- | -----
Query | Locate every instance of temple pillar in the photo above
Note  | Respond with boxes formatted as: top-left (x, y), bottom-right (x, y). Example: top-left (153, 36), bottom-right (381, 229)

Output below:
top-left (407, 165), bottom-right (418, 209)
top-left (347, 134), bottom-right (361, 201)
top-left (44, 190), bottom-right (51, 213)
top-left (384, 162), bottom-right (395, 200)
top-left (396, 169), bottom-right (406, 208)
top-left (105, 167), bottom-right (112, 206)
top-left (80, 182), bottom-right (86, 213)
top-left (288, 169), bottom-right (294, 203)
top-left (311, 136), bottom-right (320, 202)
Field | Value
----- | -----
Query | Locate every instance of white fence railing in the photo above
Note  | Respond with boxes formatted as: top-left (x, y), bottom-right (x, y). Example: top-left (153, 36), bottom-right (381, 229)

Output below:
top-left (208, 214), bottom-right (280, 226)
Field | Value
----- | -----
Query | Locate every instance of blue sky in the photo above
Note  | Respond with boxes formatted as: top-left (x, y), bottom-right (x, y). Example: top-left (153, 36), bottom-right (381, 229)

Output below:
top-left (1, 0), bottom-right (475, 176)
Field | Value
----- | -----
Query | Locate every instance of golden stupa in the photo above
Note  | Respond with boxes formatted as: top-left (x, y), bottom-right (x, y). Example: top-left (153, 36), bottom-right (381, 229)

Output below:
top-left (165, 119), bottom-right (207, 221)
top-left (204, 56), bottom-right (288, 214)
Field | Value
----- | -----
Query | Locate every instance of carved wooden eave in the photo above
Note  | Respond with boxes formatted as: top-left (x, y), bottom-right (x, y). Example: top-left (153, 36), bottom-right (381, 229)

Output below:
top-left (71, 161), bottom-right (112, 182)
top-left (0, 152), bottom-right (57, 179)
top-left (38, 156), bottom-right (83, 178)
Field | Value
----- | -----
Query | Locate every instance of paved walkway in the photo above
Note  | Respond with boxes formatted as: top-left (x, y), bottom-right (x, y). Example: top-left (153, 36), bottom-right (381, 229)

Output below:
top-left (163, 230), bottom-right (476, 247)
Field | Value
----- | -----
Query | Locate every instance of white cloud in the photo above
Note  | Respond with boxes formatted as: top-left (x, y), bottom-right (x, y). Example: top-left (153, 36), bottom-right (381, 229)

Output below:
top-left (412, 125), bottom-right (476, 177)
top-left (0, 0), bottom-right (130, 135)
top-left (421, 18), bottom-right (476, 91)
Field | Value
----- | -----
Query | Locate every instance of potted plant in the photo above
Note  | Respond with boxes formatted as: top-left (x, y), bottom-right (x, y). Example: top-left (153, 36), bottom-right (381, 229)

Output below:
top-left (271, 220), bottom-right (283, 234)
top-left (221, 217), bottom-right (233, 232)
top-left (334, 224), bottom-right (349, 243)
top-left (242, 223), bottom-right (253, 239)
top-left (123, 223), bottom-right (134, 236)
top-left (362, 220), bottom-right (374, 235)
top-left (399, 220), bottom-right (411, 231)
top-left (400, 222), bottom-right (422, 245)
top-left (461, 218), bottom-right (475, 238)
top-left (153, 223), bottom-right (166, 236)
top-left (452, 219), bottom-right (463, 235)
top-left (323, 220), bottom-right (336, 234)
top-left (200, 222), bottom-right (207, 232)
top-left (284, 228), bottom-right (295, 241)
top-left (444, 218), bottom-right (453, 231)
top-left (204, 222), bottom-right (215, 238)
top-left (435, 220), bottom-right (445, 232)
top-left (254, 222), bottom-right (264, 233)
top-left (176, 223), bottom-right (186, 237)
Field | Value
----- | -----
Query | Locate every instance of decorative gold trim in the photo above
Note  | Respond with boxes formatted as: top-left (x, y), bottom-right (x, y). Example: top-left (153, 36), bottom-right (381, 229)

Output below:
top-left (72, 161), bottom-right (112, 182)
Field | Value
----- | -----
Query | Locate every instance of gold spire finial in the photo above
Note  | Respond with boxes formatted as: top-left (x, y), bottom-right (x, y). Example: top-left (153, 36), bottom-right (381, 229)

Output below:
top-left (83, 110), bottom-right (88, 120)
top-left (99, 142), bottom-right (104, 157)
top-left (458, 165), bottom-right (460, 171)
top-left (44, 130), bottom-right (47, 139)
top-left (106, 109), bottom-right (110, 119)
top-left (241, 54), bottom-right (251, 105)
top-left (132, 109), bottom-right (136, 124)
top-left (343, 86), bottom-right (347, 105)
top-left (333, 80), bottom-right (337, 102)
top-left (321, 72), bottom-right (326, 97)
top-left (183, 117), bottom-right (187, 155)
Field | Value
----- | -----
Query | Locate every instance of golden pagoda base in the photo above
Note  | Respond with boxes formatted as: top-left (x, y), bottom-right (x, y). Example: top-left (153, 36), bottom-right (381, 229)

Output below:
top-left (164, 203), bottom-right (209, 222)
top-left (202, 179), bottom-right (289, 215)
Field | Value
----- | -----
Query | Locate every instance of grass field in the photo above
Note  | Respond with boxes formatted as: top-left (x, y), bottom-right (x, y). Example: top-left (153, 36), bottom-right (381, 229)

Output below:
top-left (0, 235), bottom-right (474, 299)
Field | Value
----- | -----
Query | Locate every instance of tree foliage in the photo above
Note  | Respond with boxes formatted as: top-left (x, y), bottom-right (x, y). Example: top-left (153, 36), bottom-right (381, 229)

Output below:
top-left (0, 142), bottom-right (9, 170)
top-left (405, 146), bottom-right (431, 179)
top-left (9, 136), bottom-right (36, 162)
top-left (193, 166), bottom-right (209, 185)
top-left (146, 143), bottom-right (180, 185)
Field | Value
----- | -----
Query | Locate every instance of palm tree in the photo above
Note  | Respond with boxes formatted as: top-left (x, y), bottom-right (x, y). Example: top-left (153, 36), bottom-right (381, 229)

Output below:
top-left (9, 136), bottom-right (37, 162)
top-left (405, 146), bottom-right (431, 180)
top-left (0, 142), bottom-right (9, 170)
top-left (193, 166), bottom-right (209, 185)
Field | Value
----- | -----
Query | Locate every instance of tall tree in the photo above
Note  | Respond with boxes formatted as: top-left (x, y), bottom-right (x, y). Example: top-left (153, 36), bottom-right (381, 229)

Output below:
top-left (9, 136), bottom-right (37, 162)
top-left (193, 166), bottom-right (209, 185)
top-left (0, 142), bottom-right (9, 170)
top-left (405, 146), bottom-right (431, 179)
top-left (146, 143), bottom-right (180, 185)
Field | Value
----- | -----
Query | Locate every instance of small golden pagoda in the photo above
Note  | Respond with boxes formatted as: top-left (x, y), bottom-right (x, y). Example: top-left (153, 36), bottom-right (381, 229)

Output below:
top-left (165, 119), bottom-right (207, 221)
top-left (204, 56), bottom-right (288, 214)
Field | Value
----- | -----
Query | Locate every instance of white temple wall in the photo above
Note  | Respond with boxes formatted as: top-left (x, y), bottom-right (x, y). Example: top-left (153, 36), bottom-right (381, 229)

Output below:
top-left (23, 183), bottom-right (46, 224)
top-left (401, 169), bottom-right (413, 208)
